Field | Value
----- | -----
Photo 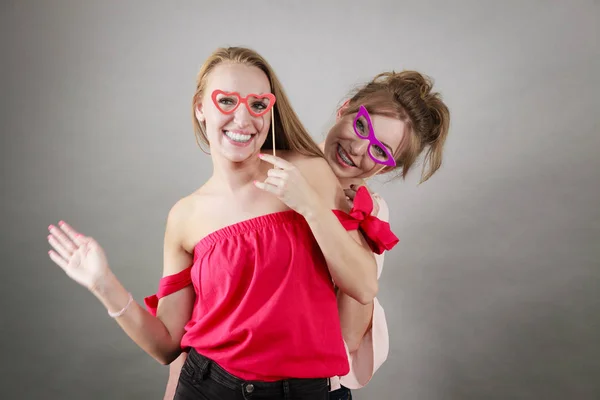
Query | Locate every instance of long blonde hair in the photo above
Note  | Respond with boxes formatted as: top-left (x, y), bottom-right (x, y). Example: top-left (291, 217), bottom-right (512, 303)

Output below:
top-left (192, 47), bottom-right (323, 158)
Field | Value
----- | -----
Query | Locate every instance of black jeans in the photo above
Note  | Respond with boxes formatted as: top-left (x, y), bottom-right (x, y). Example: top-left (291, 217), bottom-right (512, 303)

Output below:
top-left (174, 348), bottom-right (329, 400)
top-left (328, 386), bottom-right (352, 400)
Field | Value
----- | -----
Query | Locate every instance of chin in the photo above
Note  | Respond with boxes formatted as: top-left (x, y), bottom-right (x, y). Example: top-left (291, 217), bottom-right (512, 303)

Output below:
top-left (215, 133), bottom-right (267, 163)
top-left (219, 148), bottom-right (259, 163)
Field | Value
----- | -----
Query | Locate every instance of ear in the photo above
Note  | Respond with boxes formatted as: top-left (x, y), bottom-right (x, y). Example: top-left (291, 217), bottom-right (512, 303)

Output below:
top-left (194, 102), bottom-right (205, 123)
top-left (336, 99), bottom-right (351, 121)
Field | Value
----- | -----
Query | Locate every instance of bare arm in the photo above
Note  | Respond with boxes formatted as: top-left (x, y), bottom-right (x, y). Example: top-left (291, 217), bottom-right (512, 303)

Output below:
top-left (54, 200), bottom-right (195, 365)
top-left (255, 153), bottom-right (378, 304)
top-left (91, 277), bottom-right (193, 365)
top-left (301, 158), bottom-right (378, 305)
top-left (163, 352), bottom-right (188, 400)
top-left (337, 292), bottom-right (374, 353)
top-left (337, 193), bottom-right (388, 353)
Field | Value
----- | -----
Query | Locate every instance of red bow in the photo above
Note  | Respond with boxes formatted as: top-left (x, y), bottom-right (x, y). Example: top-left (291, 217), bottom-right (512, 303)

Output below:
top-left (333, 187), bottom-right (399, 255)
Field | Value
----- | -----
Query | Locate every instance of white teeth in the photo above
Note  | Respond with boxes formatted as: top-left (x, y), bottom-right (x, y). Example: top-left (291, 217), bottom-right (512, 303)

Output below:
top-left (224, 131), bottom-right (252, 143)
top-left (337, 145), bottom-right (356, 166)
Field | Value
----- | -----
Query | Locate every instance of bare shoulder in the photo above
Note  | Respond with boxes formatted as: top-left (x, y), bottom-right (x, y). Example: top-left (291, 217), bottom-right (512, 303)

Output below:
top-left (164, 186), bottom-right (211, 246)
top-left (283, 151), bottom-right (346, 210)
top-left (166, 194), bottom-right (196, 229)
top-left (283, 151), bottom-right (337, 182)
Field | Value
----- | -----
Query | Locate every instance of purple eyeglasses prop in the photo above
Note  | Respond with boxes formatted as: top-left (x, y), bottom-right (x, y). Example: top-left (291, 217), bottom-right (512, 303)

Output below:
top-left (353, 105), bottom-right (396, 167)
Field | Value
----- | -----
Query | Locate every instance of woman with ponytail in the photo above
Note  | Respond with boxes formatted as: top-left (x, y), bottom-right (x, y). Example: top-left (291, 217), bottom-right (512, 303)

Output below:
top-left (321, 70), bottom-right (451, 399)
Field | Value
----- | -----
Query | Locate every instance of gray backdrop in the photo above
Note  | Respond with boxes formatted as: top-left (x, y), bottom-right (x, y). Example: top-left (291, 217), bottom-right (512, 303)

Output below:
top-left (2, 1), bottom-right (599, 399)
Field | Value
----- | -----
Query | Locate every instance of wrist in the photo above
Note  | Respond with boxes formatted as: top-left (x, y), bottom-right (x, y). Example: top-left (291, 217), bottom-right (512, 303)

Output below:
top-left (302, 199), bottom-right (329, 224)
top-left (90, 271), bottom-right (118, 299)
top-left (90, 272), bottom-right (134, 317)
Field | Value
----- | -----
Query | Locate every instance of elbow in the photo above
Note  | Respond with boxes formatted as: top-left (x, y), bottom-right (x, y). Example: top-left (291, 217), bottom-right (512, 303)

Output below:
top-left (155, 354), bottom-right (173, 365)
top-left (156, 353), bottom-right (178, 366)
top-left (341, 316), bottom-right (374, 354)
top-left (156, 358), bottom-right (170, 366)
top-left (343, 318), bottom-right (373, 353)
top-left (355, 279), bottom-right (378, 305)
top-left (345, 337), bottom-right (362, 354)
top-left (153, 347), bottom-right (182, 365)
top-left (356, 292), bottom-right (376, 306)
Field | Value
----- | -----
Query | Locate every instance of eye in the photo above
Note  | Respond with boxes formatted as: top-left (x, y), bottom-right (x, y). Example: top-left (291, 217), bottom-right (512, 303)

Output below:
top-left (251, 101), bottom-right (267, 111)
top-left (218, 97), bottom-right (236, 106)
top-left (356, 119), bottom-right (365, 133)
top-left (372, 145), bottom-right (387, 158)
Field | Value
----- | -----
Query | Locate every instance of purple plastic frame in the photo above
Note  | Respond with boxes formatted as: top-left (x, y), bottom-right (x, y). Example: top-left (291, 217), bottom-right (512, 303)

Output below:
top-left (353, 105), bottom-right (396, 167)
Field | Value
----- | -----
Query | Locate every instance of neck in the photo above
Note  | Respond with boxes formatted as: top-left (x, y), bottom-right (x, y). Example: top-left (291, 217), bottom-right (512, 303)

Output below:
top-left (209, 153), bottom-right (266, 192)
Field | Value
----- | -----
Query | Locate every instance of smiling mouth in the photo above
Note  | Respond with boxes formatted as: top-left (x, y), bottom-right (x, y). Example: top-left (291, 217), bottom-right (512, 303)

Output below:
top-left (223, 130), bottom-right (255, 144)
top-left (336, 144), bottom-right (357, 167)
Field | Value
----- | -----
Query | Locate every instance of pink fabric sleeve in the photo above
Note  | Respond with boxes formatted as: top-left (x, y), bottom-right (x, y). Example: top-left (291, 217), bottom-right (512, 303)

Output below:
top-left (143, 266), bottom-right (193, 317)
top-left (337, 194), bottom-right (391, 390)
top-left (339, 297), bottom-right (389, 389)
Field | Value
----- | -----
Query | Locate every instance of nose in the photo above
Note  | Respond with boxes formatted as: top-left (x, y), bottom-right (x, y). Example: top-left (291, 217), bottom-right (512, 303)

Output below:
top-left (349, 139), bottom-right (369, 156)
top-left (233, 104), bottom-right (252, 128)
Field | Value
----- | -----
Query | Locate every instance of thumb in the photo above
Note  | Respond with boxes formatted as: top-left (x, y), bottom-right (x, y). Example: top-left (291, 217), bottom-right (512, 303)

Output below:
top-left (85, 237), bottom-right (100, 250)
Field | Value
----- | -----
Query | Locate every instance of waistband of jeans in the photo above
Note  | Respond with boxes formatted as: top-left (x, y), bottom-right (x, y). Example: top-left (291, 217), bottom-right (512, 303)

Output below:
top-left (186, 348), bottom-right (330, 394)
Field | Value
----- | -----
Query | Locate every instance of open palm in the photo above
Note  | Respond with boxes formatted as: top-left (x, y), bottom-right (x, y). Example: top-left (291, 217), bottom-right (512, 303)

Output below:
top-left (47, 221), bottom-right (110, 291)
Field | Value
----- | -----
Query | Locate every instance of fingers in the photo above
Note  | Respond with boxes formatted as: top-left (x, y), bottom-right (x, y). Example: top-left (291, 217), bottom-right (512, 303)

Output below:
top-left (48, 240), bottom-right (88, 272)
top-left (48, 225), bottom-right (77, 259)
top-left (344, 188), bottom-right (357, 201)
top-left (254, 165), bottom-right (294, 197)
top-left (47, 220), bottom-right (89, 269)
top-left (253, 177), bottom-right (284, 195)
top-left (58, 220), bottom-right (85, 246)
top-left (267, 168), bottom-right (288, 179)
top-left (354, 182), bottom-right (373, 195)
top-left (258, 153), bottom-right (292, 170)
top-left (48, 234), bottom-right (71, 261)
top-left (48, 249), bottom-right (69, 270)
top-left (253, 180), bottom-right (272, 193)
top-left (48, 224), bottom-right (77, 256)
top-left (264, 176), bottom-right (284, 188)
